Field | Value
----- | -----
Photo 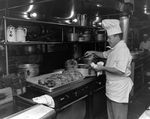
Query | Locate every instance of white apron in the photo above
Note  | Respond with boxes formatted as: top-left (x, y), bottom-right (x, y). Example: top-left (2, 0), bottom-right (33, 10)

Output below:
top-left (106, 76), bottom-right (133, 103)
top-left (103, 40), bottom-right (133, 103)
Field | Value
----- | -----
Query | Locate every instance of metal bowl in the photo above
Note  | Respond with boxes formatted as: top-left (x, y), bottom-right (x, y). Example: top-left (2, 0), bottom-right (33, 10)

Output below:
top-left (17, 64), bottom-right (39, 79)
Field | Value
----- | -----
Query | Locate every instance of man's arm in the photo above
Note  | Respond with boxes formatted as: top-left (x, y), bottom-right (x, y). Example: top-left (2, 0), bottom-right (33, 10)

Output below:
top-left (85, 51), bottom-right (105, 58)
top-left (94, 65), bottom-right (124, 75)
top-left (103, 66), bottom-right (124, 75)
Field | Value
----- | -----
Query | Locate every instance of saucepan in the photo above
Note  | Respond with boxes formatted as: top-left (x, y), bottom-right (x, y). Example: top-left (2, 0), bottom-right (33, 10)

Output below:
top-left (77, 54), bottom-right (96, 65)
top-left (75, 64), bottom-right (96, 77)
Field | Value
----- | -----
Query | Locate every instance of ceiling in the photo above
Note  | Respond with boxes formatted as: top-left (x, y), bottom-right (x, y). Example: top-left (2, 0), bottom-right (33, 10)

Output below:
top-left (0, 0), bottom-right (130, 20)
top-left (0, 0), bottom-right (149, 28)
top-left (131, 0), bottom-right (150, 21)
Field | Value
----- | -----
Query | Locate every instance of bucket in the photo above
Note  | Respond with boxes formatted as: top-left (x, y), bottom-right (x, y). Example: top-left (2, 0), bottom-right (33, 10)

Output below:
top-left (17, 64), bottom-right (39, 79)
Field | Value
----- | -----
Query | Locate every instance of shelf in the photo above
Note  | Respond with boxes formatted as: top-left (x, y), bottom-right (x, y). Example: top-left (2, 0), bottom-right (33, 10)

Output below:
top-left (3, 16), bottom-right (95, 29)
top-left (0, 41), bottom-right (106, 45)
top-left (2, 16), bottom-right (106, 75)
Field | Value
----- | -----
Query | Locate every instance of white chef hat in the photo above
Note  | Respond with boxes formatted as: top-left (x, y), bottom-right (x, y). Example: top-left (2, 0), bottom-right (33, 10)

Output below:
top-left (102, 19), bottom-right (122, 36)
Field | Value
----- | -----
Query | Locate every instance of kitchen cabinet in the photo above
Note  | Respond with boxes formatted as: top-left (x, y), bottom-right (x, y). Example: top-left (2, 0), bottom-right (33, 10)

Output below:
top-left (89, 75), bottom-right (107, 119)
top-left (130, 58), bottom-right (144, 96)
top-left (0, 16), bottom-right (106, 75)
top-left (14, 75), bottom-right (106, 119)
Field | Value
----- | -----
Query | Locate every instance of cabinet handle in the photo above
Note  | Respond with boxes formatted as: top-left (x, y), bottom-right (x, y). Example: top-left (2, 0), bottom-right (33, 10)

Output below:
top-left (60, 97), bottom-right (65, 101)
top-left (96, 82), bottom-right (101, 85)
top-left (58, 95), bottom-right (88, 111)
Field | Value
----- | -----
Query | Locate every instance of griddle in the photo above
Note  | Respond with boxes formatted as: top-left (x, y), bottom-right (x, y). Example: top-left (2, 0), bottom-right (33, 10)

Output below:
top-left (26, 73), bottom-right (84, 92)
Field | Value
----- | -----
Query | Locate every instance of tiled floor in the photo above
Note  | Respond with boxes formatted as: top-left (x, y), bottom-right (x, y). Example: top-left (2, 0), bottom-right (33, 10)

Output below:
top-left (128, 82), bottom-right (150, 119)
top-left (97, 80), bottom-right (150, 119)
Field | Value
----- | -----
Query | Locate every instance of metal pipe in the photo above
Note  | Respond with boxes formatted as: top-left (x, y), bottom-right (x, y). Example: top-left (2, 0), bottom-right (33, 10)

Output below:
top-left (4, 18), bottom-right (9, 75)
top-left (119, 16), bottom-right (130, 44)
top-left (0, 0), bottom-right (54, 12)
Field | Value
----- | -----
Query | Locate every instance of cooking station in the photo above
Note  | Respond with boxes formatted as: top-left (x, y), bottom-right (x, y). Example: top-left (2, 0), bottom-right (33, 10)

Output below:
top-left (14, 74), bottom-right (106, 119)
top-left (0, 0), bottom-right (135, 118)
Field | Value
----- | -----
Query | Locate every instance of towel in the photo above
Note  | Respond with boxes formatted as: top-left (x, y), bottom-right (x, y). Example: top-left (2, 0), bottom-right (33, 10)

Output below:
top-left (90, 61), bottom-right (104, 76)
top-left (32, 94), bottom-right (55, 108)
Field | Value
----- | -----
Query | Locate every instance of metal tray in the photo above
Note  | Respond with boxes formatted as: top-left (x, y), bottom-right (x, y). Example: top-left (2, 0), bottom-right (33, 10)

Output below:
top-left (26, 73), bottom-right (84, 92)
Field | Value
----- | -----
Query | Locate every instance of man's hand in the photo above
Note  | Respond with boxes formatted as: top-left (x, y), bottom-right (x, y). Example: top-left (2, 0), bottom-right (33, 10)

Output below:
top-left (84, 51), bottom-right (95, 57)
top-left (94, 64), bottom-right (104, 72)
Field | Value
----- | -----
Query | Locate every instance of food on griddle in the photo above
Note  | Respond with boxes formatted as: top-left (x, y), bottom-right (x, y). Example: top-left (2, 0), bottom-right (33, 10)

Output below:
top-left (48, 74), bottom-right (63, 85)
top-left (38, 70), bottom-right (83, 88)
top-left (0, 93), bottom-right (6, 100)
top-left (45, 79), bottom-right (56, 88)
top-left (63, 70), bottom-right (83, 81)
top-left (38, 79), bottom-right (45, 85)
top-left (65, 59), bottom-right (78, 70)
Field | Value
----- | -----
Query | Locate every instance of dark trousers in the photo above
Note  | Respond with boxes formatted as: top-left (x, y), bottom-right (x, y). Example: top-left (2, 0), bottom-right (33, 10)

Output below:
top-left (107, 98), bottom-right (128, 119)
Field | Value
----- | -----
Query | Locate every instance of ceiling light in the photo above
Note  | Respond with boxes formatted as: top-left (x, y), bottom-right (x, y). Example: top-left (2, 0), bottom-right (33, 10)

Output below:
top-left (96, 4), bottom-right (102, 7)
top-left (72, 18), bottom-right (77, 22)
top-left (30, 12), bottom-right (37, 18)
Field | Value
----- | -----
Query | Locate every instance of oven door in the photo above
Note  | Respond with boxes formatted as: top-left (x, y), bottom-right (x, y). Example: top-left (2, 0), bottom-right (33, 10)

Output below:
top-left (55, 85), bottom-right (89, 119)
top-left (56, 99), bottom-right (86, 119)
top-left (91, 75), bottom-right (107, 119)
top-left (134, 64), bottom-right (144, 92)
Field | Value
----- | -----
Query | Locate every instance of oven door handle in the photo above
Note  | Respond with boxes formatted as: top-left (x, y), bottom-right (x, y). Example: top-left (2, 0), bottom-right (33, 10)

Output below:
top-left (57, 95), bottom-right (88, 111)
top-left (135, 64), bottom-right (143, 70)
top-left (94, 86), bottom-right (105, 92)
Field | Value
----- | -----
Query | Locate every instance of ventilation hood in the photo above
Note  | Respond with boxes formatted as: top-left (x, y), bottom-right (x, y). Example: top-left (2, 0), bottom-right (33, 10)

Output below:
top-left (0, 0), bottom-right (131, 22)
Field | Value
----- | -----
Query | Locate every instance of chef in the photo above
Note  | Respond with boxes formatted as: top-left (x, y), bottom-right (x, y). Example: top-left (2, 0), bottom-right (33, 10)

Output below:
top-left (85, 19), bottom-right (133, 119)
top-left (139, 34), bottom-right (150, 51)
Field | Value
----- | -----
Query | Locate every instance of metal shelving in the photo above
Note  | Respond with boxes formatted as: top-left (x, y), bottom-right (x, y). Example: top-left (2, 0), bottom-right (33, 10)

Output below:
top-left (2, 16), bottom-right (105, 75)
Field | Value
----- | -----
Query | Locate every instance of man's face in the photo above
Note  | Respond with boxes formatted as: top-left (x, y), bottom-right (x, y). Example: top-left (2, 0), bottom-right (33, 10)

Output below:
top-left (107, 35), bottom-right (119, 48)
top-left (144, 36), bottom-right (148, 41)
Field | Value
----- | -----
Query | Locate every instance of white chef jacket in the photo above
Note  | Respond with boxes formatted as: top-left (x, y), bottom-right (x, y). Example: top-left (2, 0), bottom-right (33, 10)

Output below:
top-left (139, 40), bottom-right (150, 51)
top-left (103, 40), bottom-right (133, 103)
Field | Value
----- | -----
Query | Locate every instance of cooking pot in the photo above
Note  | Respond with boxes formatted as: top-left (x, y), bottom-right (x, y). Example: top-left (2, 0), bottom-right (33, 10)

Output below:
top-left (95, 34), bottom-right (105, 41)
top-left (94, 30), bottom-right (105, 41)
top-left (67, 33), bottom-right (78, 41)
top-left (80, 54), bottom-right (96, 65)
top-left (75, 64), bottom-right (96, 77)
top-left (17, 64), bottom-right (39, 79)
top-left (83, 33), bottom-right (91, 41)
top-left (23, 45), bottom-right (37, 54)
